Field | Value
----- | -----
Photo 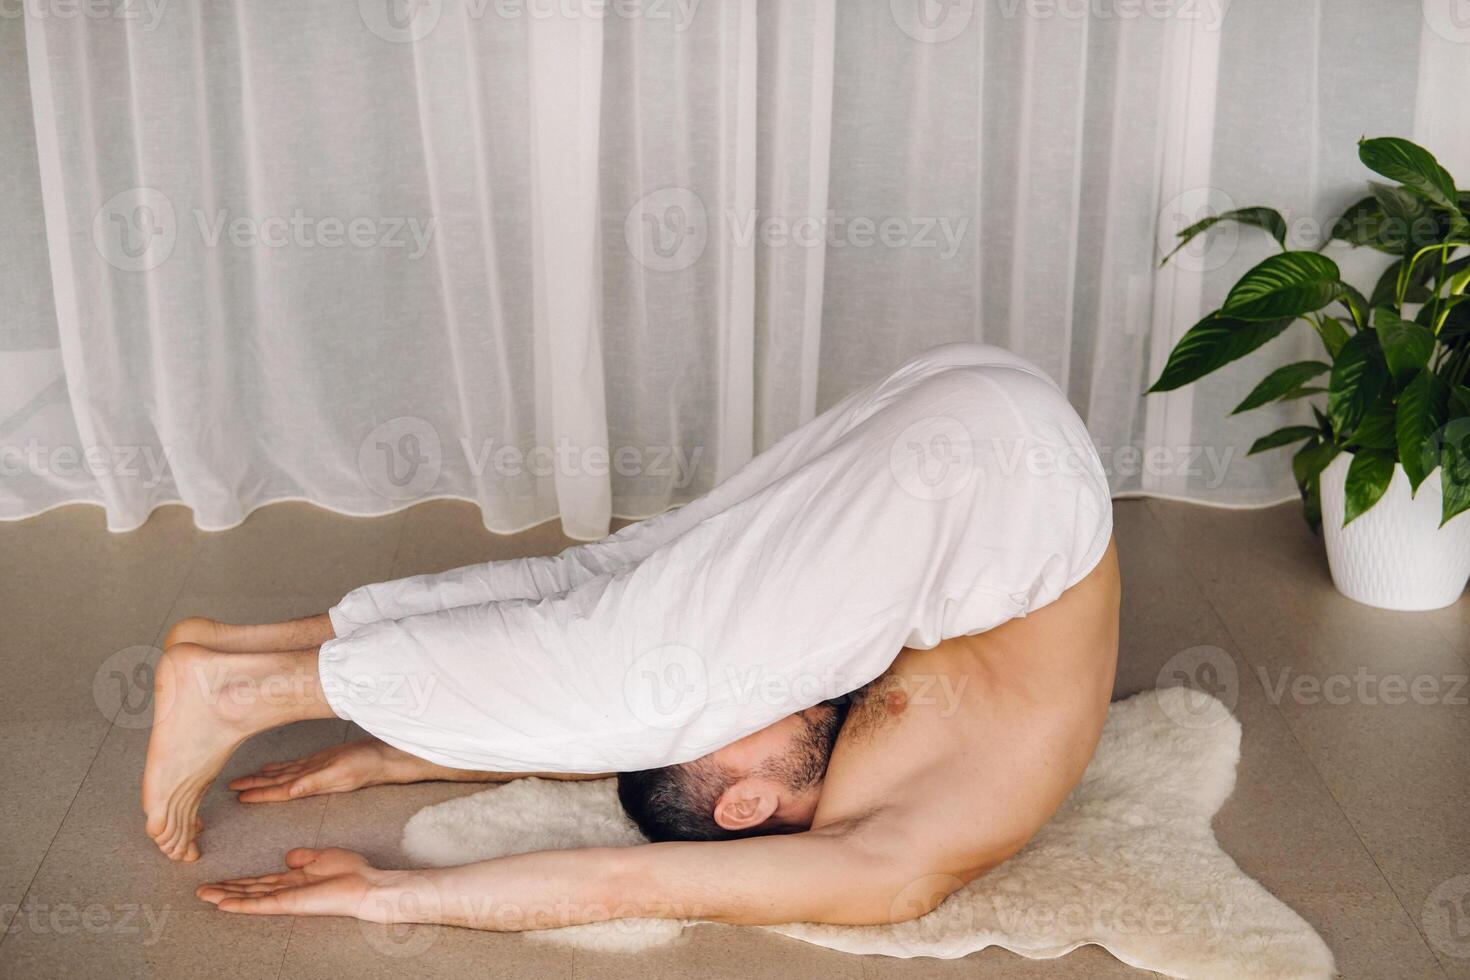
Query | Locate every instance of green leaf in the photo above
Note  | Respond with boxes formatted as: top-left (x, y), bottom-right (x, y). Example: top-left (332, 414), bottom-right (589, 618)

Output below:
top-left (1147, 314), bottom-right (1293, 393)
top-left (1351, 393), bottom-right (1398, 451)
top-left (1452, 385), bottom-right (1470, 417)
top-left (1358, 137), bottom-right (1463, 220)
top-left (1314, 316), bottom-right (1351, 359)
top-left (1373, 307), bottom-right (1436, 384)
top-left (1249, 425), bottom-right (1322, 455)
top-left (1337, 285), bottom-right (1370, 330)
top-left (1232, 361), bottom-right (1331, 414)
top-left (1292, 435), bottom-right (1339, 533)
top-left (1293, 438), bottom-right (1341, 486)
top-left (1330, 196), bottom-right (1407, 254)
top-left (1221, 252), bottom-right (1343, 321)
top-left (1161, 207), bottom-right (1288, 266)
top-left (1397, 371), bottom-right (1450, 492)
top-left (1328, 331), bottom-right (1389, 434)
top-left (1398, 242), bottom-right (1470, 306)
top-left (1343, 450), bottom-right (1395, 525)
top-left (1448, 264), bottom-right (1470, 296)
top-left (1280, 385), bottom-right (1328, 400)
top-left (1441, 417), bottom-right (1470, 526)
top-left (1301, 479), bottom-right (1323, 532)
top-left (1441, 301), bottom-right (1470, 342)
top-left (1367, 181), bottom-right (1445, 253)
top-left (1371, 258), bottom-right (1432, 308)
top-left (1418, 295), bottom-right (1470, 334)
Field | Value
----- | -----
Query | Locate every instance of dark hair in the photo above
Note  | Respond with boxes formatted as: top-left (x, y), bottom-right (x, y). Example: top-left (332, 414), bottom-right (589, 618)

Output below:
top-left (617, 701), bottom-right (848, 843)
top-left (616, 759), bottom-right (744, 843)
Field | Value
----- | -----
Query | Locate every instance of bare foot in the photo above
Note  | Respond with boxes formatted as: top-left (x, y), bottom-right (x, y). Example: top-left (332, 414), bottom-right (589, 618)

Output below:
top-left (142, 644), bottom-right (319, 861)
top-left (227, 738), bottom-right (450, 802)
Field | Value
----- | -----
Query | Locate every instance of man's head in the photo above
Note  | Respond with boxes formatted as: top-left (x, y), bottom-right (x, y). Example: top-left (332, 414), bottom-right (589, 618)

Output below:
top-left (616, 702), bottom-right (847, 842)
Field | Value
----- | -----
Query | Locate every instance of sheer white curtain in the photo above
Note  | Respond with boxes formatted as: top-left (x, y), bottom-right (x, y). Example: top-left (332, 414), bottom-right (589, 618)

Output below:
top-left (2, 0), bottom-right (1466, 534)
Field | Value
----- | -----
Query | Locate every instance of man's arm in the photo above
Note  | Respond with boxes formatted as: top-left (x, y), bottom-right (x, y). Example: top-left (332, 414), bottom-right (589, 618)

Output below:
top-left (414, 826), bottom-right (949, 929)
top-left (198, 820), bottom-right (974, 929)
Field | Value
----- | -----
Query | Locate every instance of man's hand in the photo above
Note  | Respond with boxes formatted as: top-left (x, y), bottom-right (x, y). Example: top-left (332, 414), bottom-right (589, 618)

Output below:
top-left (227, 738), bottom-right (439, 801)
top-left (196, 848), bottom-right (394, 920)
top-left (228, 737), bottom-right (609, 802)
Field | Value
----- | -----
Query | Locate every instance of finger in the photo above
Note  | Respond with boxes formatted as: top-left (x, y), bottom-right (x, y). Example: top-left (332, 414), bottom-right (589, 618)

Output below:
top-left (235, 784), bottom-right (298, 804)
top-left (205, 882), bottom-right (286, 897)
top-left (216, 894), bottom-right (293, 916)
top-left (228, 772), bottom-right (296, 791)
top-left (198, 868), bottom-right (305, 904)
top-left (228, 872), bottom-right (293, 887)
top-left (285, 848), bottom-right (320, 869)
top-left (210, 870), bottom-right (304, 890)
top-left (196, 887), bottom-right (224, 904)
top-left (197, 883), bottom-right (254, 904)
top-left (286, 773), bottom-right (327, 799)
top-left (258, 759), bottom-right (306, 773)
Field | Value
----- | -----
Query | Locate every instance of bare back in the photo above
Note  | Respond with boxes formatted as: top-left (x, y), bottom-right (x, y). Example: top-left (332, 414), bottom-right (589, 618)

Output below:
top-left (811, 539), bottom-right (1121, 882)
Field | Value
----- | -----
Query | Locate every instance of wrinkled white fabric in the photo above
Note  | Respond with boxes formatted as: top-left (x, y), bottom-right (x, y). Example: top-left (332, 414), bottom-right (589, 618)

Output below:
top-left (319, 344), bottom-right (1112, 773)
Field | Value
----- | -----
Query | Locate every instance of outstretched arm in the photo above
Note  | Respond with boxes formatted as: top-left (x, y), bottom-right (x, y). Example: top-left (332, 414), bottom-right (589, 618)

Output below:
top-left (198, 821), bottom-right (963, 930)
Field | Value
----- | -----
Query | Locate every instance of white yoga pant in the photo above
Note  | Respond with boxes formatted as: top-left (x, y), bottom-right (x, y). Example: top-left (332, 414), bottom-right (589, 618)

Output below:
top-left (319, 343), bottom-right (1113, 773)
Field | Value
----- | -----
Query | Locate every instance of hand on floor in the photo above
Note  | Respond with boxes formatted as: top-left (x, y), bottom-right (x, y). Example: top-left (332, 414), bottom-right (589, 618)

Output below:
top-left (196, 847), bottom-right (389, 920)
top-left (227, 737), bottom-right (427, 801)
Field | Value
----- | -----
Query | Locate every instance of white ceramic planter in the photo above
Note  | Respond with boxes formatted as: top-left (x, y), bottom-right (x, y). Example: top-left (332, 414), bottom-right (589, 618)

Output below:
top-left (1319, 452), bottom-right (1470, 611)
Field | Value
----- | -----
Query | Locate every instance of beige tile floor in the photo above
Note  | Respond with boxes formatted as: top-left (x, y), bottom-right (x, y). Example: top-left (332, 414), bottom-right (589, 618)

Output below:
top-left (1, 498), bottom-right (1467, 979)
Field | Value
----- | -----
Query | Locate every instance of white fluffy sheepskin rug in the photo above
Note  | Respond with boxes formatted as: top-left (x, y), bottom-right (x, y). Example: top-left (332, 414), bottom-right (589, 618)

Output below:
top-left (402, 688), bottom-right (1336, 978)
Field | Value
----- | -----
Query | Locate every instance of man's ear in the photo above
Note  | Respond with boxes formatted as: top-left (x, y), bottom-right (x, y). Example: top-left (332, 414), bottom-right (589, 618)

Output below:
top-left (712, 779), bottom-right (780, 832)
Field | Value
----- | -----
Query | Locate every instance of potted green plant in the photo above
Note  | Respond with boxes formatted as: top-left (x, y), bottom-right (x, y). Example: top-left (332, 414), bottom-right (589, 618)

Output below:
top-left (1150, 136), bottom-right (1470, 610)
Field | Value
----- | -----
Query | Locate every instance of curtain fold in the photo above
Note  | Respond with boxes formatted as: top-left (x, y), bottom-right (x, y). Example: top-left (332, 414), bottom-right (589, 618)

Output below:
top-left (2, 1), bottom-right (1464, 534)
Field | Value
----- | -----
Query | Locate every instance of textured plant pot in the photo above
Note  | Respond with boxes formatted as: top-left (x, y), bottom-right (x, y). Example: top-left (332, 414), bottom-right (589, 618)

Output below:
top-left (1319, 452), bottom-right (1470, 611)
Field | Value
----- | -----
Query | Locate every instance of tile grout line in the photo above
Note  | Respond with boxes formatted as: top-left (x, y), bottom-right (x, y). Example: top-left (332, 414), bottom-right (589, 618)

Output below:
top-left (0, 523), bottom-right (205, 959)
top-left (271, 919), bottom-right (297, 980)
top-left (1428, 615), bottom-right (1470, 674)
top-left (269, 794), bottom-right (333, 980)
top-left (1141, 499), bottom-right (1451, 976)
top-left (0, 720), bottom-right (112, 961)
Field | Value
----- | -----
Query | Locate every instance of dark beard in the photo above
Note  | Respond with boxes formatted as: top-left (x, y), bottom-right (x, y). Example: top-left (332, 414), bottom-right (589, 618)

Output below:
top-left (756, 701), bottom-right (848, 792)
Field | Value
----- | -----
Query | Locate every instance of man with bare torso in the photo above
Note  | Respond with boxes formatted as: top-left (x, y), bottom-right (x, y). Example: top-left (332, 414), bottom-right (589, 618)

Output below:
top-left (141, 344), bottom-right (1119, 930)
